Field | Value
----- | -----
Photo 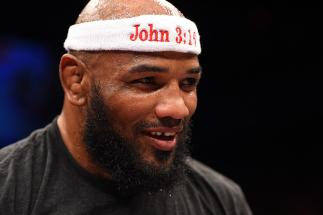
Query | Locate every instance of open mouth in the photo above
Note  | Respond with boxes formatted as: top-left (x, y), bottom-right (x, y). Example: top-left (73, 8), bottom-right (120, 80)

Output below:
top-left (142, 130), bottom-right (178, 151)
top-left (146, 131), bottom-right (176, 141)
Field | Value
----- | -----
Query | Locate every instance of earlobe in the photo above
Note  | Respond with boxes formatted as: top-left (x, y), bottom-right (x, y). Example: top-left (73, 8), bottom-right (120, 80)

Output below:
top-left (59, 54), bottom-right (88, 106)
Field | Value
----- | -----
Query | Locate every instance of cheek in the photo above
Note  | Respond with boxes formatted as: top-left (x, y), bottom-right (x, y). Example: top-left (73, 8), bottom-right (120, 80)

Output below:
top-left (103, 92), bottom-right (155, 133)
top-left (185, 92), bottom-right (198, 116)
top-left (101, 88), bottom-right (198, 134)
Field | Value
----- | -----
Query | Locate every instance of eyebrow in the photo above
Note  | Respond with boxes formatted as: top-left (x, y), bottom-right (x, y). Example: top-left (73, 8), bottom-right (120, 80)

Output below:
top-left (188, 66), bottom-right (203, 74)
top-left (128, 64), bottom-right (203, 74)
top-left (129, 64), bottom-right (168, 73)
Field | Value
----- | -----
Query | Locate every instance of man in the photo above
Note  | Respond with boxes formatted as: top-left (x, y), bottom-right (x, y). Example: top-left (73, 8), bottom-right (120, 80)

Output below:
top-left (0, 0), bottom-right (253, 214)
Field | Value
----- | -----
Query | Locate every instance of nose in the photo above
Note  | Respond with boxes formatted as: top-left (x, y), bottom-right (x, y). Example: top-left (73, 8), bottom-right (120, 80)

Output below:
top-left (155, 83), bottom-right (190, 120)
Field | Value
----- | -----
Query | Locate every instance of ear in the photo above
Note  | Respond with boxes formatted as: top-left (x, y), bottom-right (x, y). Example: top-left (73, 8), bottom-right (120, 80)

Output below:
top-left (59, 53), bottom-right (88, 106)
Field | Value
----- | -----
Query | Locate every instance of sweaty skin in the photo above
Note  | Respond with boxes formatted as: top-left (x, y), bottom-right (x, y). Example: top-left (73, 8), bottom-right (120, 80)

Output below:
top-left (57, 0), bottom-right (201, 179)
top-left (76, 0), bottom-right (183, 23)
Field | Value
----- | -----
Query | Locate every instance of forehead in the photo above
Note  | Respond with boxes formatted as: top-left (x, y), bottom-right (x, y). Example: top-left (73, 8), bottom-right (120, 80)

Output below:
top-left (85, 51), bottom-right (200, 78)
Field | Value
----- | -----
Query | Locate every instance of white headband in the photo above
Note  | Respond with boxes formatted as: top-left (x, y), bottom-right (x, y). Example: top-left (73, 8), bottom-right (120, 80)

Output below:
top-left (64, 15), bottom-right (201, 55)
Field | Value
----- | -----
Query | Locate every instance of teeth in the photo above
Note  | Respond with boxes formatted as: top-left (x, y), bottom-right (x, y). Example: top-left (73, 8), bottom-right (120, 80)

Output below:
top-left (164, 132), bottom-right (175, 136)
top-left (150, 132), bottom-right (175, 137)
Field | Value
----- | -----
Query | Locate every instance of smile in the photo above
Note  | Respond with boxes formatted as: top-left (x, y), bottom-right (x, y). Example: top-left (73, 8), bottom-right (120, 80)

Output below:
top-left (149, 132), bottom-right (176, 140)
top-left (142, 128), bottom-right (181, 151)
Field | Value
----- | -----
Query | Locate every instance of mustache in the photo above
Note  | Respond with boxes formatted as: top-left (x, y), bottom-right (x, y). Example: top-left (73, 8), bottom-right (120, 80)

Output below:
top-left (134, 117), bottom-right (190, 132)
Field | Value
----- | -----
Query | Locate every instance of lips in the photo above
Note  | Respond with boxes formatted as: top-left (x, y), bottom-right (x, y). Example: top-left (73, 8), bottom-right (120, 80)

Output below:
top-left (149, 131), bottom-right (176, 140)
top-left (142, 127), bottom-right (182, 151)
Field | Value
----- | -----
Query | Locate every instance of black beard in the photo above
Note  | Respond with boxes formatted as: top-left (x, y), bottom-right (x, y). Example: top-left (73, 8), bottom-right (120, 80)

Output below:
top-left (83, 84), bottom-right (192, 196)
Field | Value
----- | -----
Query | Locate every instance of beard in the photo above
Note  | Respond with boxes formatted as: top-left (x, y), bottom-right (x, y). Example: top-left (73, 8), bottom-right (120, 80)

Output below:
top-left (83, 84), bottom-right (192, 195)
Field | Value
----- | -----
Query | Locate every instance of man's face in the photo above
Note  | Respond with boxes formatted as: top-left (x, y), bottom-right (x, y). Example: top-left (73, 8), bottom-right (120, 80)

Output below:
top-left (83, 51), bottom-right (201, 192)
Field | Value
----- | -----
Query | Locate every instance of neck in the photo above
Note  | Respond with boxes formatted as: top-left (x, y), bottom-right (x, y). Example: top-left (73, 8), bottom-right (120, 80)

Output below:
top-left (57, 100), bottom-right (110, 178)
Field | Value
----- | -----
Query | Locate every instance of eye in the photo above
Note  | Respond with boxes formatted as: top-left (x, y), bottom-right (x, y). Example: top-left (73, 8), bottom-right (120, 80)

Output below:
top-left (131, 77), bottom-right (155, 85)
top-left (181, 78), bottom-right (199, 91)
top-left (130, 77), bottom-right (160, 91)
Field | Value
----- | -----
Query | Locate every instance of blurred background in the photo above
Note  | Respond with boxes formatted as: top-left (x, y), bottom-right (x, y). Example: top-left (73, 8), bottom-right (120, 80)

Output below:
top-left (0, 0), bottom-right (322, 214)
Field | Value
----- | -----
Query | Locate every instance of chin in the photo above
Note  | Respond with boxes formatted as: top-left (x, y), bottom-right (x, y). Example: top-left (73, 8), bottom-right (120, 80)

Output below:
top-left (141, 147), bottom-right (175, 165)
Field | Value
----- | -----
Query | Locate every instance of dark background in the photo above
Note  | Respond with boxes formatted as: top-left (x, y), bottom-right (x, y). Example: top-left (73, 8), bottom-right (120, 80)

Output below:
top-left (0, 1), bottom-right (322, 214)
